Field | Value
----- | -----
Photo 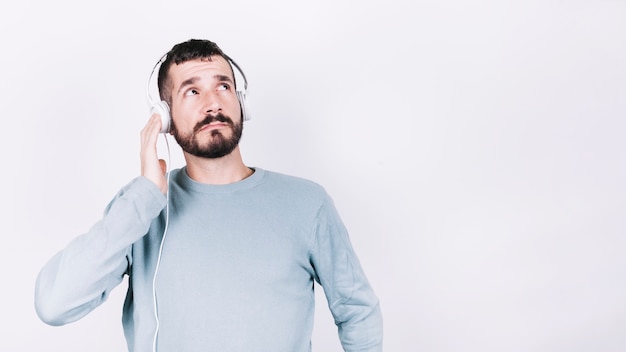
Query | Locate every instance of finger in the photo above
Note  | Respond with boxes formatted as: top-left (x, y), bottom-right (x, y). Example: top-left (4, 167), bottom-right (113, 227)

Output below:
top-left (140, 114), bottom-right (163, 159)
top-left (159, 159), bottom-right (167, 175)
top-left (141, 114), bottom-right (162, 141)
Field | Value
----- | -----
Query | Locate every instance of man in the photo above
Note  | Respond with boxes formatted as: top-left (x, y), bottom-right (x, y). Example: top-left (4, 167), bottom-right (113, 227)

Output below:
top-left (35, 39), bottom-right (383, 351)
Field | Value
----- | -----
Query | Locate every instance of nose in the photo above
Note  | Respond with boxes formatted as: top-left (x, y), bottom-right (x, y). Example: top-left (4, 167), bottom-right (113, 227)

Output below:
top-left (202, 92), bottom-right (222, 115)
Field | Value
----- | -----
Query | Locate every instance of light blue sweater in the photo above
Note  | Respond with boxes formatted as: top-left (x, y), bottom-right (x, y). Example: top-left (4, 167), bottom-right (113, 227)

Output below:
top-left (35, 168), bottom-right (383, 351)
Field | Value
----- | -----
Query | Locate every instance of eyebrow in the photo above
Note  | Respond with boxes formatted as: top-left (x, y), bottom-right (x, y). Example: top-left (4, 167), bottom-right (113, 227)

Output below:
top-left (177, 75), bottom-right (234, 95)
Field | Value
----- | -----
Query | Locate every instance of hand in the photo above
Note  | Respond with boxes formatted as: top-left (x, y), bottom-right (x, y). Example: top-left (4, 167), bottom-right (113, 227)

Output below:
top-left (140, 113), bottom-right (168, 194)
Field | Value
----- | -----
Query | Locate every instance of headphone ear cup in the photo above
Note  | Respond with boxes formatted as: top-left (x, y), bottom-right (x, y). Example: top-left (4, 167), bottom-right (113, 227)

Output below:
top-left (237, 90), bottom-right (251, 121)
top-left (151, 101), bottom-right (171, 133)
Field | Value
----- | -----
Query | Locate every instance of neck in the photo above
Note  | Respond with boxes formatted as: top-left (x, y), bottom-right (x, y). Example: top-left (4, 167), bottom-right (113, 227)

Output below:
top-left (183, 146), bottom-right (253, 185)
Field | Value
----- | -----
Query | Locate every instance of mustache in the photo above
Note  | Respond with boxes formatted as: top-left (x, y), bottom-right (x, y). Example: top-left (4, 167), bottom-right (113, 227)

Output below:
top-left (193, 112), bottom-right (234, 133)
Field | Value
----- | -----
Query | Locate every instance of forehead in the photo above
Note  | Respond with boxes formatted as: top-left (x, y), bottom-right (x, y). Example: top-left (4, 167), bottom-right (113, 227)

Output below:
top-left (168, 56), bottom-right (233, 86)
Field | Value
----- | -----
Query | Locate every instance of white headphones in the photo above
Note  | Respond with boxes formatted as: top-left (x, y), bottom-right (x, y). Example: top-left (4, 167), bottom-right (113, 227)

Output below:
top-left (146, 53), bottom-right (251, 133)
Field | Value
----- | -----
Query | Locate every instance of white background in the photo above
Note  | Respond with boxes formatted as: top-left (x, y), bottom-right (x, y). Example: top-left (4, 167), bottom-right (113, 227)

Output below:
top-left (1, 0), bottom-right (625, 351)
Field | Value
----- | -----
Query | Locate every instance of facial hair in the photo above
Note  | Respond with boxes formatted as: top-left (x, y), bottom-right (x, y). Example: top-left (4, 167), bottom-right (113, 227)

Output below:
top-left (171, 112), bottom-right (243, 159)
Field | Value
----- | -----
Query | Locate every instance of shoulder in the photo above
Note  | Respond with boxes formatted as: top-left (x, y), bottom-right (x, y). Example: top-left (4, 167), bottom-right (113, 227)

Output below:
top-left (257, 169), bottom-right (330, 202)
top-left (262, 169), bottom-right (325, 190)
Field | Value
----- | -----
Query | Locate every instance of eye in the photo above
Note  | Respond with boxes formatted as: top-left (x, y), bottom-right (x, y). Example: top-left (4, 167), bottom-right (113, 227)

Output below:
top-left (184, 89), bottom-right (199, 96)
top-left (217, 83), bottom-right (230, 91)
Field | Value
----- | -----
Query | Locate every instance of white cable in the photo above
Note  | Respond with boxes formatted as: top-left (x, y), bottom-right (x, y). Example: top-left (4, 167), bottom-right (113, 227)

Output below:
top-left (151, 133), bottom-right (172, 352)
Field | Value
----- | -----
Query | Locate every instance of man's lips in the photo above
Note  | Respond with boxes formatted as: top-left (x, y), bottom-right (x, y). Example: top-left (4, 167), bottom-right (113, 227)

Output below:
top-left (193, 113), bottom-right (234, 133)
top-left (198, 122), bottom-right (229, 132)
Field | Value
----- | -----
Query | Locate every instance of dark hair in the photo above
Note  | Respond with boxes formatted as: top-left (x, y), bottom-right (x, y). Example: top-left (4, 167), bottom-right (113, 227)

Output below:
top-left (157, 39), bottom-right (233, 103)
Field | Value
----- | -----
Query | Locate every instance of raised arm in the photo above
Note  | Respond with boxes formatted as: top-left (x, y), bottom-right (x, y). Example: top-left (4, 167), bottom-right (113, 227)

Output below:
top-left (34, 177), bottom-right (166, 325)
top-left (34, 113), bottom-right (168, 325)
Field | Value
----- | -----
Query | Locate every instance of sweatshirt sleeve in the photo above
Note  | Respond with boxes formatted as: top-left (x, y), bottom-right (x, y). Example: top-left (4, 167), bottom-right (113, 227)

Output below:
top-left (309, 195), bottom-right (384, 351)
top-left (34, 176), bottom-right (167, 326)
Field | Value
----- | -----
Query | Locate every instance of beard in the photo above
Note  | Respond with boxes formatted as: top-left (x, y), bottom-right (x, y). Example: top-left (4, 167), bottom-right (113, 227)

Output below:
top-left (171, 112), bottom-right (243, 159)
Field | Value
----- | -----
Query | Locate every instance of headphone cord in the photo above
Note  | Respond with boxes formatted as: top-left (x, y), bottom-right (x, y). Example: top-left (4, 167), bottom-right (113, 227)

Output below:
top-left (151, 133), bottom-right (172, 352)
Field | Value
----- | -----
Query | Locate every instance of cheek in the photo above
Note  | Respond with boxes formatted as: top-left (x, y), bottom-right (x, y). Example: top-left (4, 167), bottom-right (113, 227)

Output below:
top-left (229, 96), bottom-right (243, 119)
top-left (170, 104), bottom-right (196, 127)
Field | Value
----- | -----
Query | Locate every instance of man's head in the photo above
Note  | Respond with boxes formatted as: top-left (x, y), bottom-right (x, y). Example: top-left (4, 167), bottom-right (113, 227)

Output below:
top-left (158, 39), bottom-right (244, 159)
